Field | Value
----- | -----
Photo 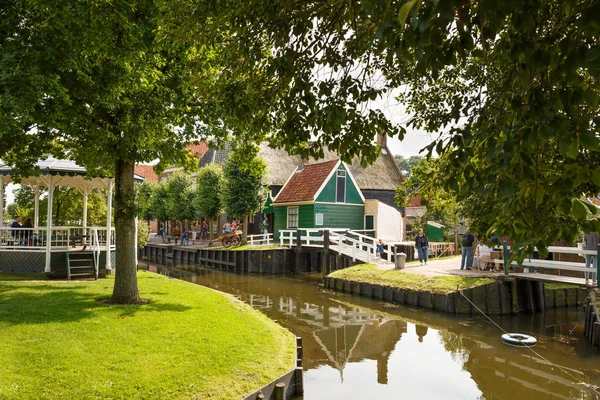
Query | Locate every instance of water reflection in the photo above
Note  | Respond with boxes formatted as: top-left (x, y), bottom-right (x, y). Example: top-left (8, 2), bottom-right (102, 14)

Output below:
top-left (140, 259), bottom-right (600, 400)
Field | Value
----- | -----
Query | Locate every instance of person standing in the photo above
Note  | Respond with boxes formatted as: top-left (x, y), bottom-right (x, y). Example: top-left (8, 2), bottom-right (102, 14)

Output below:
top-left (460, 232), bottom-right (475, 270)
top-left (201, 220), bottom-right (208, 244)
top-left (262, 216), bottom-right (269, 240)
top-left (191, 223), bottom-right (198, 245)
top-left (584, 231), bottom-right (599, 285)
top-left (415, 228), bottom-right (429, 266)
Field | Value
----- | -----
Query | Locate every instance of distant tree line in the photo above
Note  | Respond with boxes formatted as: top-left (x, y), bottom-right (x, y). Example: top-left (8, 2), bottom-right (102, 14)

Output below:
top-left (137, 145), bottom-right (267, 243)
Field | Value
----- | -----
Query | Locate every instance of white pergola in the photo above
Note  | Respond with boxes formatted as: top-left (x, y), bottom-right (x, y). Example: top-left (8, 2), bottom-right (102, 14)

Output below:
top-left (0, 156), bottom-right (144, 272)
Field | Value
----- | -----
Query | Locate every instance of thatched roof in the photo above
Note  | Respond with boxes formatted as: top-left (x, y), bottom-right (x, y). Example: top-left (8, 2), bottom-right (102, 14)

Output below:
top-left (309, 147), bottom-right (404, 191)
top-left (258, 143), bottom-right (303, 186)
top-left (196, 141), bottom-right (405, 191)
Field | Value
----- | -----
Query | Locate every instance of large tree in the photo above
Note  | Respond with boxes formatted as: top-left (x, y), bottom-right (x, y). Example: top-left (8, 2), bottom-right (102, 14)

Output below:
top-left (190, 0), bottom-right (600, 259)
top-left (1, 1), bottom-right (205, 303)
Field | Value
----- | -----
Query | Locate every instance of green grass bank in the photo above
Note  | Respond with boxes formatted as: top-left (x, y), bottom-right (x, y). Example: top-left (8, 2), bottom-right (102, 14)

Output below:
top-left (0, 272), bottom-right (295, 399)
top-left (329, 264), bottom-right (495, 294)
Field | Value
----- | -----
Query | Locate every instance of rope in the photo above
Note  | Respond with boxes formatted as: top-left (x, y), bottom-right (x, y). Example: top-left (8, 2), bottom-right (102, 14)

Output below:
top-left (458, 289), bottom-right (600, 395)
top-left (569, 305), bottom-right (584, 336)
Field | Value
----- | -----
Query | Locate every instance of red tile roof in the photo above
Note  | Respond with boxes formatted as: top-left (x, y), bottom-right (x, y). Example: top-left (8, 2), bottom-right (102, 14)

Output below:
top-left (275, 160), bottom-right (339, 203)
top-left (187, 142), bottom-right (209, 158)
top-left (409, 195), bottom-right (422, 207)
top-left (134, 164), bottom-right (159, 183)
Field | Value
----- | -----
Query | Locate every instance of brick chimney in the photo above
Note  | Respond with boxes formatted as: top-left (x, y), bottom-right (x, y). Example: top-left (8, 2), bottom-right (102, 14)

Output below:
top-left (376, 133), bottom-right (387, 148)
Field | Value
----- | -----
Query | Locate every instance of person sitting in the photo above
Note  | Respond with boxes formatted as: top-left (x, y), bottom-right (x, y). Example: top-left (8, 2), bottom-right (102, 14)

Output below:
top-left (376, 239), bottom-right (384, 258)
top-left (10, 215), bottom-right (22, 244)
top-left (22, 217), bottom-right (34, 245)
top-left (223, 223), bottom-right (231, 235)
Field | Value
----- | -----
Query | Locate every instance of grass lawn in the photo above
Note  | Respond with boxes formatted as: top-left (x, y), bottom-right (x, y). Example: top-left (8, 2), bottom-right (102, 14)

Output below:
top-left (328, 264), bottom-right (495, 294)
top-left (0, 271), bottom-right (295, 399)
top-left (543, 282), bottom-right (580, 290)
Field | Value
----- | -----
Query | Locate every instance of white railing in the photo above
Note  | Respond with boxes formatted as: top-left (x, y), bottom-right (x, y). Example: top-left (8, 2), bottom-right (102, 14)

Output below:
top-left (0, 227), bottom-right (46, 250)
top-left (248, 233), bottom-right (274, 246)
top-left (278, 228), bottom-right (397, 264)
top-left (89, 228), bottom-right (101, 278)
top-left (279, 228), bottom-right (349, 247)
top-left (494, 245), bottom-right (598, 281)
top-left (0, 226), bottom-right (115, 252)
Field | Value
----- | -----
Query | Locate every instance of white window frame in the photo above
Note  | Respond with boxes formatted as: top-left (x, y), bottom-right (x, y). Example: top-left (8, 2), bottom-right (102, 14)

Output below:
top-left (287, 206), bottom-right (299, 229)
top-left (336, 170), bottom-right (346, 203)
top-left (315, 213), bottom-right (324, 226)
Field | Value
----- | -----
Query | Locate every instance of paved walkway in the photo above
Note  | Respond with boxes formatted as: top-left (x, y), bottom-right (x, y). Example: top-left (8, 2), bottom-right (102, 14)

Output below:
top-left (381, 255), bottom-right (597, 287)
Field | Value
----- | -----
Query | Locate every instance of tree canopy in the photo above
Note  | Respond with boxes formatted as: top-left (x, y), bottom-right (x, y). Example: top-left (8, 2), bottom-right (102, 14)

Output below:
top-left (394, 155), bottom-right (424, 177)
top-left (221, 145), bottom-right (267, 241)
top-left (396, 155), bottom-right (461, 235)
top-left (1, 1), bottom-right (213, 303)
top-left (198, 0), bottom-right (600, 258)
top-left (194, 163), bottom-right (224, 242)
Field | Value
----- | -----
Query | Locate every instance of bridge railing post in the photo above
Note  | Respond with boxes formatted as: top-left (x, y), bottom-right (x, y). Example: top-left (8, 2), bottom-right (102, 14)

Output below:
top-left (596, 244), bottom-right (599, 288)
top-left (503, 240), bottom-right (509, 276)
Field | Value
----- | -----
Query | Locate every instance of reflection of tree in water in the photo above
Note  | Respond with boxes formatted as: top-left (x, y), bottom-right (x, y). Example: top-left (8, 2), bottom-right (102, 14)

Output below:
top-left (438, 330), bottom-right (469, 363)
top-left (415, 324), bottom-right (428, 343)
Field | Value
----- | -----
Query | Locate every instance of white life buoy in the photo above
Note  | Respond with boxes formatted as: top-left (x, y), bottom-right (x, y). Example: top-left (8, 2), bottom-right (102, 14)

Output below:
top-left (501, 333), bottom-right (537, 347)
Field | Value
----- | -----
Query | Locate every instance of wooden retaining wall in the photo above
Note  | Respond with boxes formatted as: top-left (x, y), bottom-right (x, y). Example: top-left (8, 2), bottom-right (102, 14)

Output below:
top-left (584, 296), bottom-right (600, 348)
top-left (324, 276), bottom-right (588, 315)
top-left (243, 337), bottom-right (304, 400)
top-left (141, 244), bottom-right (359, 275)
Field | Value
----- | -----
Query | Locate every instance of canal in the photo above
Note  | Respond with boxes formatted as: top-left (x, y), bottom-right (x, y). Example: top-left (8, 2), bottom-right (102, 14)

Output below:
top-left (139, 259), bottom-right (600, 400)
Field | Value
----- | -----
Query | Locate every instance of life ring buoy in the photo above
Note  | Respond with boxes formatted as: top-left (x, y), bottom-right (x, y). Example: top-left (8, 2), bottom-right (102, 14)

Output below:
top-left (501, 333), bottom-right (537, 347)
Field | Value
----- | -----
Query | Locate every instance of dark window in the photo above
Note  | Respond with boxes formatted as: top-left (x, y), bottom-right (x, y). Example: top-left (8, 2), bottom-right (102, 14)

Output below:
top-left (336, 170), bottom-right (346, 202)
top-left (365, 215), bottom-right (374, 230)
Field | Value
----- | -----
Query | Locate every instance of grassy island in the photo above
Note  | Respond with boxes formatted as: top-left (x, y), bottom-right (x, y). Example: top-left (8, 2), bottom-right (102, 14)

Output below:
top-left (329, 264), bottom-right (495, 294)
top-left (0, 272), bottom-right (295, 399)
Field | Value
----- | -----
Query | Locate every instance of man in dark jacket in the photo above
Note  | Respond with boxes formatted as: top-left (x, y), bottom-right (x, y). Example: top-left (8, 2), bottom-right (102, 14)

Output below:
top-left (460, 232), bottom-right (475, 270)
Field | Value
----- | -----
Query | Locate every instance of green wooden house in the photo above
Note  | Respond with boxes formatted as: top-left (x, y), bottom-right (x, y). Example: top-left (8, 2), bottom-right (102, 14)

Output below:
top-left (272, 160), bottom-right (365, 237)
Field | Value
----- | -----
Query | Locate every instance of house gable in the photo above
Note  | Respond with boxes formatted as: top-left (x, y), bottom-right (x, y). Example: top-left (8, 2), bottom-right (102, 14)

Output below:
top-left (315, 163), bottom-right (364, 204)
top-left (274, 160), bottom-right (339, 204)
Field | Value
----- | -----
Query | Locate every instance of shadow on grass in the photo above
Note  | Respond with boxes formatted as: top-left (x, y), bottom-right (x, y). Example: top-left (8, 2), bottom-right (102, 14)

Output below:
top-left (0, 283), bottom-right (191, 326)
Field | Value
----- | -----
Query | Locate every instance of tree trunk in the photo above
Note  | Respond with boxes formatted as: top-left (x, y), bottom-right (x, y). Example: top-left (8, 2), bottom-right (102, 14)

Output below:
top-left (209, 217), bottom-right (215, 244)
top-left (111, 159), bottom-right (140, 304)
top-left (242, 215), bottom-right (248, 243)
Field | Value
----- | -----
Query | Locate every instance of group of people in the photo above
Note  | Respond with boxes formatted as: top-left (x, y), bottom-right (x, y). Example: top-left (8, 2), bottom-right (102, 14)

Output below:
top-left (180, 220), bottom-right (210, 245)
top-left (413, 227), bottom-right (475, 269)
top-left (9, 215), bottom-right (36, 245)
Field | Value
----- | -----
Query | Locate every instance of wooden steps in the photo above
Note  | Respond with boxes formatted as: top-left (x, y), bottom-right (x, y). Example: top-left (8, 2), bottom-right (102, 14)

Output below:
top-left (67, 251), bottom-right (97, 280)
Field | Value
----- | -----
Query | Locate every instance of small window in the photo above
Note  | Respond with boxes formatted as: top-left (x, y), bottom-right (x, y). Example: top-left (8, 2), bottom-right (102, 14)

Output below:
top-left (287, 206), bottom-right (298, 229)
top-left (315, 213), bottom-right (324, 226)
top-left (365, 215), bottom-right (374, 230)
top-left (336, 170), bottom-right (346, 203)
